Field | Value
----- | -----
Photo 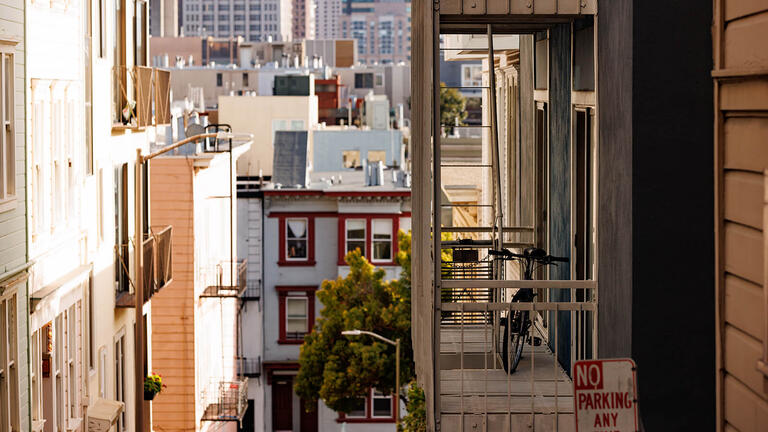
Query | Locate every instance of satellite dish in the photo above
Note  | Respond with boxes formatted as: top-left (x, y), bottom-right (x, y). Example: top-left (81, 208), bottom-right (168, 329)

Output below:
top-left (185, 123), bottom-right (205, 138)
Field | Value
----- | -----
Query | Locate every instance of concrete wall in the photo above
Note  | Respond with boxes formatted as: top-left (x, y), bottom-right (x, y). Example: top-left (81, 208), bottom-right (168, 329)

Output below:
top-left (312, 129), bottom-right (404, 171)
top-left (219, 95), bottom-right (318, 177)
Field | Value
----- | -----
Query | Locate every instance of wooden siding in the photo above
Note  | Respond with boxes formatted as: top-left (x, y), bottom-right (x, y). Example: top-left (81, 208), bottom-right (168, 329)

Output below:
top-left (149, 158), bottom-right (197, 431)
top-left (715, 1), bottom-right (768, 431)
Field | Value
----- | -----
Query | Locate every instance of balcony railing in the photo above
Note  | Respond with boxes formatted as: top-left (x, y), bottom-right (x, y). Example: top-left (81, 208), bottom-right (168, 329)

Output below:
top-left (112, 66), bottom-right (171, 129)
top-left (236, 356), bottom-right (261, 378)
top-left (199, 259), bottom-right (247, 298)
top-left (200, 378), bottom-right (249, 424)
top-left (240, 280), bottom-right (261, 301)
top-left (115, 225), bottom-right (174, 308)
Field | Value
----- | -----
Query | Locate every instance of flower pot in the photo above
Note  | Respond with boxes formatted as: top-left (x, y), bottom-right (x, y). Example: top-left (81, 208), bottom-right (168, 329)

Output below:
top-left (144, 390), bottom-right (157, 401)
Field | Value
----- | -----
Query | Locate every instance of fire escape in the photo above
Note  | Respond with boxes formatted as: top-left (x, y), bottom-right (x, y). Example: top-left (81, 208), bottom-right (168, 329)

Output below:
top-left (412, 2), bottom-right (598, 431)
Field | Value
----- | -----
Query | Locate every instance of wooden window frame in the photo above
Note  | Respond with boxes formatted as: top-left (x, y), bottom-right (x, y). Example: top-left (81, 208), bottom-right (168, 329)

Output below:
top-left (277, 286), bottom-right (316, 344)
top-left (336, 388), bottom-right (395, 423)
top-left (371, 218), bottom-right (393, 263)
top-left (0, 46), bottom-right (17, 213)
top-left (278, 216), bottom-right (316, 266)
top-left (337, 214), bottom-right (400, 266)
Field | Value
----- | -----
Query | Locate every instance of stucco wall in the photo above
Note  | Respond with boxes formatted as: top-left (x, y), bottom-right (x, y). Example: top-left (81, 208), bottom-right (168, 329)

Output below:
top-left (312, 130), bottom-right (404, 171)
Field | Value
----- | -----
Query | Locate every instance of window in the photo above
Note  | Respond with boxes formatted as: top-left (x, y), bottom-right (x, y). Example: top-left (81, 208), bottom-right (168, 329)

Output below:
top-left (0, 50), bottom-right (16, 211)
top-left (338, 389), bottom-right (394, 422)
top-left (242, 72), bottom-right (249, 87)
top-left (277, 286), bottom-right (316, 344)
top-left (0, 292), bottom-right (19, 432)
top-left (216, 73), bottom-right (223, 87)
top-left (286, 218), bottom-right (308, 260)
top-left (346, 219), bottom-right (365, 255)
top-left (342, 150), bottom-right (360, 168)
top-left (461, 64), bottom-right (483, 88)
top-left (115, 330), bottom-right (126, 432)
top-left (375, 73), bottom-right (384, 87)
top-left (354, 73), bottom-right (374, 89)
top-left (372, 219), bottom-right (392, 262)
top-left (367, 150), bottom-right (386, 164)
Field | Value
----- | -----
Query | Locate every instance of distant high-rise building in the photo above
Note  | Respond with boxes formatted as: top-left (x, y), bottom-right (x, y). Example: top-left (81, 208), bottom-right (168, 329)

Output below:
top-left (150, 0), bottom-right (180, 36)
top-left (181, 0), bottom-right (293, 42)
top-left (292, 0), bottom-right (316, 39)
top-left (315, 0), bottom-right (342, 39)
top-left (339, 0), bottom-right (410, 65)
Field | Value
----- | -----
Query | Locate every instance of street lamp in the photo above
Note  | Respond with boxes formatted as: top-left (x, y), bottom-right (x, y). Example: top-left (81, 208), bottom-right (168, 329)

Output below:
top-left (341, 330), bottom-right (401, 427)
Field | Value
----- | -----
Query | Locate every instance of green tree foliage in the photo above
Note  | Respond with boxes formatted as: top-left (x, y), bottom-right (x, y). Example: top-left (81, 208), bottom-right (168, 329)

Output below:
top-left (401, 381), bottom-right (427, 432)
top-left (440, 83), bottom-right (468, 134)
top-left (295, 232), bottom-right (414, 414)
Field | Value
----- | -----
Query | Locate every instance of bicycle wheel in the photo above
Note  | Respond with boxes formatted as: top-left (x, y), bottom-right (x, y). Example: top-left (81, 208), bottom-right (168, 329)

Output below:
top-left (502, 310), bottom-right (527, 373)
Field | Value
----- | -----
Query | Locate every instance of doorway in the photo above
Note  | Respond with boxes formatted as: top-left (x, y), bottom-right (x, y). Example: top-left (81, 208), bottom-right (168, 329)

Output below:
top-left (272, 377), bottom-right (293, 431)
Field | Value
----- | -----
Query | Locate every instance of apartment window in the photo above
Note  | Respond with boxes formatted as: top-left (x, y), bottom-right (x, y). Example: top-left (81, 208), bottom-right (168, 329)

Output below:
top-left (339, 389), bottom-right (394, 422)
top-left (342, 150), bottom-right (360, 168)
top-left (242, 72), bottom-right (249, 87)
top-left (286, 218), bottom-right (308, 260)
top-left (218, 4), bottom-right (229, 10)
top-left (115, 164), bottom-right (129, 293)
top-left (367, 150), bottom-right (386, 164)
top-left (461, 64), bottom-right (483, 88)
top-left (115, 330), bottom-right (126, 432)
top-left (375, 73), bottom-right (384, 87)
top-left (372, 219), bottom-right (393, 262)
top-left (219, 24), bottom-right (230, 32)
top-left (345, 219), bottom-right (366, 255)
top-left (219, 14), bottom-right (228, 20)
top-left (234, 3), bottom-right (245, 10)
top-left (98, 0), bottom-right (107, 57)
top-left (0, 292), bottom-right (19, 432)
top-left (234, 14), bottom-right (245, 21)
top-left (277, 286), bottom-right (316, 343)
top-left (354, 73), bottom-right (374, 89)
top-left (0, 50), bottom-right (16, 211)
top-left (216, 73), bottom-right (223, 87)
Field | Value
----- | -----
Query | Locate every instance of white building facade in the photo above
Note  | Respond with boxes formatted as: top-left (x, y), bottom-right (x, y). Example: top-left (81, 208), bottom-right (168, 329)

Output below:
top-left (181, 0), bottom-right (293, 42)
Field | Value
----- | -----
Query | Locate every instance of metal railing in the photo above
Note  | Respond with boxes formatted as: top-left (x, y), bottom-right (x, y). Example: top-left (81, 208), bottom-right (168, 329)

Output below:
top-left (112, 66), bottom-right (171, 128)
top-left (438, 279), bottom-right (597, 431)
top-left (241, 280), bottom-right (261, 301)
top-left (199, 259), bottom-right (248, 298)
top-left (236, 356), bottom-right (261, 377)
top-left (200, 378), bottom-right (249, 423)
top-left (152, 225), bottom-right (173, 291)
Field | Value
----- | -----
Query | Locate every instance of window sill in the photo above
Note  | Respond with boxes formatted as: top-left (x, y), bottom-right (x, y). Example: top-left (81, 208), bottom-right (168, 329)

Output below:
top-left (336, 417), bottom-right (395, 424)
top-left (278, 260), bottom-right (316, 267)
top-left (277, 339), bottom-right (305, 345)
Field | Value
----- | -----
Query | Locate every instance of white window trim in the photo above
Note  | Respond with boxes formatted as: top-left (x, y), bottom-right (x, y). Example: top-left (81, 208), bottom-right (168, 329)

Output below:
top-left (285, 295), bottom-right (309, 334)
top-left (370, 219), bottom-right (393, 263)
top-left (345, 218), bottom-right (366, 255)
top-left (0, 45), bottom-right (17, 213)
top-left (285, 217), bottom-right (309, 261)
top-left (371, 389), bottom-right (393, 418)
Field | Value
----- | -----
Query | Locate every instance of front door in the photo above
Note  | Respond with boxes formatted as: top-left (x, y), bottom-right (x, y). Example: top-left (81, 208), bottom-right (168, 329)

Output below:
top-left (272, 377), bottom-right (293, 431)
top-left (300, 399), bottom-right (318, 432)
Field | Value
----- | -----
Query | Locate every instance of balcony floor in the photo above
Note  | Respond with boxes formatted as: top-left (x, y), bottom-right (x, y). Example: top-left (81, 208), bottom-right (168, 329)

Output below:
top-left (439, 326), bottom-right (575, 432)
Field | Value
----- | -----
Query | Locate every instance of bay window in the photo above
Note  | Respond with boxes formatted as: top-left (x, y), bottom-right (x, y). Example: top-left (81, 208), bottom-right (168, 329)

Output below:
top-left (345, 219), bottom-right (366, 255)
top-left (372, 219), bottom-right (393, 262)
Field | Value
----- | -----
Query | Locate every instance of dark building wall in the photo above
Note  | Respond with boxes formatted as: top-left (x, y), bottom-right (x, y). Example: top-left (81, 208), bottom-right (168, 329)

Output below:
top-left (599, 0), bottom-right (714, 430)
top-left (548, 23), bottom-right (573, 369)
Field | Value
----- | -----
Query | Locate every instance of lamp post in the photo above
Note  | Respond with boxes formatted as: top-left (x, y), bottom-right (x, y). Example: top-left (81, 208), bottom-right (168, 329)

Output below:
top-left (342, 330), bottom-right (401, 427)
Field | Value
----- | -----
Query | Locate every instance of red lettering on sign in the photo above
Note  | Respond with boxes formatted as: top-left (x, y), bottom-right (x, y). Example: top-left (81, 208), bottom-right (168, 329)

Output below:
top-left (575, 361), bottom-right (604, 390)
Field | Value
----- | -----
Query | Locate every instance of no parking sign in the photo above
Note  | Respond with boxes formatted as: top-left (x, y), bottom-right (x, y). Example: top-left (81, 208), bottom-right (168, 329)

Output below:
top-left (574, 359), bottom-right (639, 432)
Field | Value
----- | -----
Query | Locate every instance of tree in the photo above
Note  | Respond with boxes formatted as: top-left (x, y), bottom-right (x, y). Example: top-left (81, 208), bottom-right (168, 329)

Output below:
top-left (440, 83), bottom-right (468, 134)
top-left (295, 232), bottom-right (414, 414)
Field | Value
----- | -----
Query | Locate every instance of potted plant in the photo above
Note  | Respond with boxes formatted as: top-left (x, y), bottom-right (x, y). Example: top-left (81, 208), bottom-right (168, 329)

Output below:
top-left (144, 373), bottom-right (165, 400)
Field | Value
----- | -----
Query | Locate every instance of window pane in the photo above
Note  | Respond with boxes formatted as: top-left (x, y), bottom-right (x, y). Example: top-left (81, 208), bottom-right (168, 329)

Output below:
top-left (347, 397), bottom-right (367, 417)
top-left (287, 239), bottom-right (307, 259)
top-left (346, 240), bottom-right (365, 255)
top-left (373, 241), bottom-right (391, 260)
top-left (367, 150), bottom-right (386, 164)
top-left (372, 392), bottom-right (392, 417)
top-left (346, 220), bottom-right (365, 239)
top-left (287, 219), bottom-right (307, 239)
top-left (372, 219), bottom-right (392, 237)
top-left (286, 298), bottom-right (307, 317)
top-left (342, 150), bottom-right (360, 168)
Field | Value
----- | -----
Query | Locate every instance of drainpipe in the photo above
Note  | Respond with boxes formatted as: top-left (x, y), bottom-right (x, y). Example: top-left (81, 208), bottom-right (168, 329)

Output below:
top-left (134, 149), bottom-right (145, 432)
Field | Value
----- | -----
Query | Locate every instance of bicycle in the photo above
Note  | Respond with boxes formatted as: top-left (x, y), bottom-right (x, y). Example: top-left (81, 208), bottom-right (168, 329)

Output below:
top-left (488, 247), bottom-right (568, 374)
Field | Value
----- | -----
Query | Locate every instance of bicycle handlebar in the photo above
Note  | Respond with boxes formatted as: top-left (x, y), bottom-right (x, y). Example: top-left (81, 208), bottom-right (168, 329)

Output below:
top-left (488, 248), bottom-right (569, 264)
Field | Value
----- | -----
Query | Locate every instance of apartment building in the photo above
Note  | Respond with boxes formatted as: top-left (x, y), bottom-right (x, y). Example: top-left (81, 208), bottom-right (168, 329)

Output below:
top-left (245, 129), bottom-right (410, 432)
top-left (292, 0), bottom-right (315, 40)
top-left (339, 1), bottom-right (410, 65)
top-left (181, 0), bottom-right (293, 42)
top-left (314, 0), bottom-right (342, 39)
top-left (0, 1), bottom-right (29, 431)
top-left (219, 93), bottom-right (318, 177)
top-left (149, 0), bottom-right (179, 37)
top-left (410, 1), bottom-right (714, 431)
top-left (149, 133), bottom-right (251, 431)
